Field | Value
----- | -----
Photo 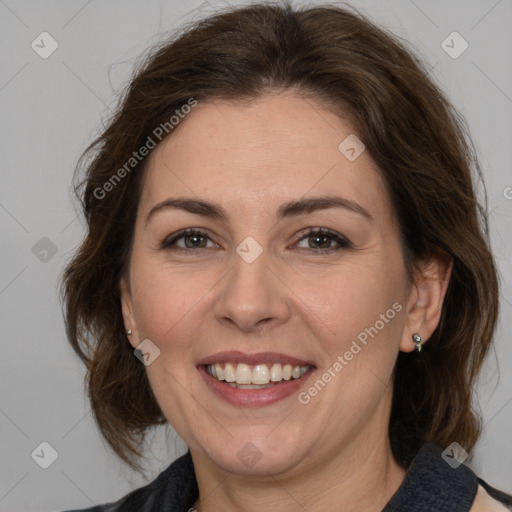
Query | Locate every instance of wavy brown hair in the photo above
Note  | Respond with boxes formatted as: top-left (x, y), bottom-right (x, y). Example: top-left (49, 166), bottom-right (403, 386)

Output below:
top-left (62, 2), bottom-right (500, 472)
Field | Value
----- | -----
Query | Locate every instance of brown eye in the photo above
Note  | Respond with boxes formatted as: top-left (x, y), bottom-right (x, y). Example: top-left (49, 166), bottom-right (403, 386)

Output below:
top-left (182, 233), bottom-right (208, 248)
top-left (295, 228), bottom-right (351, 253)
top-left (160, 229), bottom-right (216, 250)
top-left (308, 233), bottom-right (333, 249)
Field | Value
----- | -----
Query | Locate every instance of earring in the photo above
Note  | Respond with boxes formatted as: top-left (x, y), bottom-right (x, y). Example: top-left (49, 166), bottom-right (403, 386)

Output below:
top-left (413, 334), bottom-right (423, 352)
top-left (126, 329), bottom-right (132, 335)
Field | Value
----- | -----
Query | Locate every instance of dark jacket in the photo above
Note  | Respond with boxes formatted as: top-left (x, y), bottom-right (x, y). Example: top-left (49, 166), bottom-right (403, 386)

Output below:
top-left (62, 425), bottom-right (512, 511)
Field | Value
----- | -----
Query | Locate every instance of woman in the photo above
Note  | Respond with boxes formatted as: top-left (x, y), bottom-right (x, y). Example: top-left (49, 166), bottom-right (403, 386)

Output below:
top-left (61, 2), bottom-right (512, 511)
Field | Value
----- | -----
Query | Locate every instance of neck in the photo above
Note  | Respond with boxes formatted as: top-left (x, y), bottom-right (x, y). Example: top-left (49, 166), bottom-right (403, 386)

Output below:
top-left (191, 395), bottom-right (406, 511)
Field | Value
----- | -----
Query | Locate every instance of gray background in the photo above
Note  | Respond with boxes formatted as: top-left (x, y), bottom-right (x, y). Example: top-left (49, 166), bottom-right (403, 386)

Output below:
top-left (0, 0), bottom-right (511, 510)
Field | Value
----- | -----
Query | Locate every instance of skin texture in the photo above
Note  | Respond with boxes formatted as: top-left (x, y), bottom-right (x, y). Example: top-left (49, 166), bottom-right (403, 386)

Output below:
top-left (120, 92), bottom-right (452, 511)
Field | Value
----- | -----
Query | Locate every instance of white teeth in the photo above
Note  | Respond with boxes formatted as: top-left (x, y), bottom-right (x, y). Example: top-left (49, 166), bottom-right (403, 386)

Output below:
top-left (252, 364), bottom-right (270, 385)
top-left (228, 383), bottom-right (275, 389)
top-left (235, 363), bottom-right (252, 384)
top-left (205, 362), bottom-right (310, 385)
top-left (224, 363), bottom-right (236, 382)
top-left (270, 363), bottom-right (283, 382)
top-left (214, 363), bottom-right (223, 380)
top-left (282, 364), bottom-right (293, 380)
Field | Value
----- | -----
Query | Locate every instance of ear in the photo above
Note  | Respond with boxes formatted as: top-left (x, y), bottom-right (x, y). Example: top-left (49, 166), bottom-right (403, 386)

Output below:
top-left (120, 276), bottom-right (139, 349)
top-left (400, 250), bottom-right (453, 352)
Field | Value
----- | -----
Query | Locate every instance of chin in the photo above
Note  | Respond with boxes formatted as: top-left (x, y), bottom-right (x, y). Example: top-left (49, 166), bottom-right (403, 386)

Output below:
top-left (197, 428), bottom-right (311, 477)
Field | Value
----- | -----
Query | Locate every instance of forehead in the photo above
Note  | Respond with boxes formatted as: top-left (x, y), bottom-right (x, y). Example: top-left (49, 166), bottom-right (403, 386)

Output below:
top-left (139, 93), bottom-right (392, 222)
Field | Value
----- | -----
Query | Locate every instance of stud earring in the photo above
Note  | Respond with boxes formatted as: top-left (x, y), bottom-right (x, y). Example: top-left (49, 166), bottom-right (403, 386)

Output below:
top-left (126, 329), bottom-right (132, 335)
top-left (413, 334), bottom-right (423, 352)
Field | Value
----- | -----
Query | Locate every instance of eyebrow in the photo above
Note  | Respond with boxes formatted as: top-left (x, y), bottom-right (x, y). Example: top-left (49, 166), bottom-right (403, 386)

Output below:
top-left (145, 195), bottom-right (372, 226)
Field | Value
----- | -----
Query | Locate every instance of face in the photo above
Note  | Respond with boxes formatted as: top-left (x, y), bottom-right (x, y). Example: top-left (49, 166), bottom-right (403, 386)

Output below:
top-left (121, 92), bottom-right (427, 477)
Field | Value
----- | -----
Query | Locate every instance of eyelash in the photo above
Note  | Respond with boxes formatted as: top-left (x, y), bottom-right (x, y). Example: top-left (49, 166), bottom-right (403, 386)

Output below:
top-left (159, 228), bottom-right (352, 254)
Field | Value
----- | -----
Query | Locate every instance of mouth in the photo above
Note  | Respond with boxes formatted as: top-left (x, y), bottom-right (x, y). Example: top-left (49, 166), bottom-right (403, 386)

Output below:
top-left (205, 362), bottom-right (310, 388)
top-left (197, 351), bottom-right (316, 406)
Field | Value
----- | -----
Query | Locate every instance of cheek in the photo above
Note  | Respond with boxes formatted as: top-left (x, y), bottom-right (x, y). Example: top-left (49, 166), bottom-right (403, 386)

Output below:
top-left (293, 259), bottom-right (405, 351)
top-left (128, 258), bottom-right (217, 425)
top-left (292, 263), bottom-right (405, 409)
top-left (129, 255), bottom-right (220, 360)
top-left (295, 267), bottom-right (404, 409)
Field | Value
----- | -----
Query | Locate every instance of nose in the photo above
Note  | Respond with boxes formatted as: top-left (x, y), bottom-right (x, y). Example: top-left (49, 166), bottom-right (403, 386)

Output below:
top-left (213, 247), bottom-right (292, 334)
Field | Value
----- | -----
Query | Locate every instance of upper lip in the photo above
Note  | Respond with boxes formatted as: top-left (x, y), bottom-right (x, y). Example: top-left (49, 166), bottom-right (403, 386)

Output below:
top-left (196, 351), bottom-right (315, 367)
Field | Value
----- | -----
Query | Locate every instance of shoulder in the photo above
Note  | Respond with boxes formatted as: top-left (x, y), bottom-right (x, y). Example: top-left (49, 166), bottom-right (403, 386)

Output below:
top-left (385, 433), bottom-right (512, 512)
top-left (59, 480), bottom-right (163, 512)
top-left (471, 484), bottom-right (512, 511)
top-left (59, 452), bottom-right (198, 512)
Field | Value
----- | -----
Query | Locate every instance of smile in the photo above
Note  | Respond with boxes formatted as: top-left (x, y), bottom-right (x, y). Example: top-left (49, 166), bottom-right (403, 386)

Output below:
top-left (197, 351), bottom-right (316, 406)
top-left (205, 362), bottom-right (311, 388)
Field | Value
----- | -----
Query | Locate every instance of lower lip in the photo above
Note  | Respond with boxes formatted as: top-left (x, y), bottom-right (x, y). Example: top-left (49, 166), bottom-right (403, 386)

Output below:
top-left (198, 366), bottom-right (315, 407)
